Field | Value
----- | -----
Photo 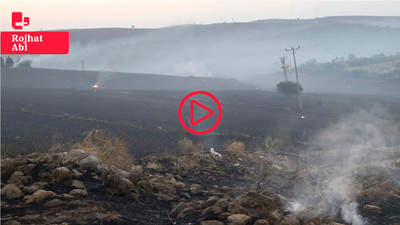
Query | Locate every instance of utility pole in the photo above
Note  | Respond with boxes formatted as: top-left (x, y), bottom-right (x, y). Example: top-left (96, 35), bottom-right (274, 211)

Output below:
top-left (81, 60), bottom-right (85, 75)
top-left (285, 46), bottom-right (303, 113)
top-left (279, 57), bottom-right (289, 81)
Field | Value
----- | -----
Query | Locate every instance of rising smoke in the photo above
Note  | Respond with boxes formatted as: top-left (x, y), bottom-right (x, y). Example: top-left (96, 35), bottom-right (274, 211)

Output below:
top-left (289, 107), bottom-right (400, 225)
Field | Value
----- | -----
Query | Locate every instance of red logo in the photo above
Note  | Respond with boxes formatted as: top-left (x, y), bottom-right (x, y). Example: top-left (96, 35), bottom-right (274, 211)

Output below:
top-left (12, 12), bottom-right (29, 29)
top-left (178, 91), bottom-right (222, 135)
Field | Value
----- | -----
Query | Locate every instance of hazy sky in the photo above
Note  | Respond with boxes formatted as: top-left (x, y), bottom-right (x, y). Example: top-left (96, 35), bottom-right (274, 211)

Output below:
top-left (1, 0), bottom-right (399, 30)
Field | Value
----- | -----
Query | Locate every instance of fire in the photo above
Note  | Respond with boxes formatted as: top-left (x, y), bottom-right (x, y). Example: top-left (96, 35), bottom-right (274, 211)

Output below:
top-left (301, 115), bottom-right (305, 119)
top-left (92, 84), bottom-right (98, 88)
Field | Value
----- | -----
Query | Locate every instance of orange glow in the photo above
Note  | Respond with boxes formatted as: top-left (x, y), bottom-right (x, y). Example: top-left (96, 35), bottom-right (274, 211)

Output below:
top-left (92, 84), bottom-right (98, 88)
top-left (301, 115), bottom-right (305, 119)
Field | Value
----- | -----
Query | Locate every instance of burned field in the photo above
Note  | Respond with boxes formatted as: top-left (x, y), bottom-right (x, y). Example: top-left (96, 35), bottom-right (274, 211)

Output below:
top-left (2, 87), bottom-right (400, 155)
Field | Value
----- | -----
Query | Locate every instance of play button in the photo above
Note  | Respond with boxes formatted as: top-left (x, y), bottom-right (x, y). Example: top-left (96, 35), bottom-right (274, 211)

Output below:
top-left (190, 100), bottom-right (214, 126)
top-left (178, 91), bottom-right (223, 135)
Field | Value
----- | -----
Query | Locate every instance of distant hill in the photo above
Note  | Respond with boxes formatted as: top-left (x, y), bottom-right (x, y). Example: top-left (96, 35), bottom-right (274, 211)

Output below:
top-left (8, 16), bottom-right (400, 83)
top-left (1, 67), bottom-right (255, 91)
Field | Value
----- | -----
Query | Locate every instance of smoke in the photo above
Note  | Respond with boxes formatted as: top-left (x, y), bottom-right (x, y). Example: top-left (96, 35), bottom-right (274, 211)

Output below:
top-left (171, 60), bottom-right (212, 77)
top-left (288, 107), bottom-right (400, 224)
top-left (95, 71), bottom-right (114, 87)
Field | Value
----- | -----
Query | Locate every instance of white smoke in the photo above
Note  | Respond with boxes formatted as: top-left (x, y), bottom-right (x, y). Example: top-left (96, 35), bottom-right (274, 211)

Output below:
top-left (171, 60), bottom-right (212, 77)
top-left (288, 107), bottom-right (400, 224)
top-left (95, 71), bottom-right (114, 87)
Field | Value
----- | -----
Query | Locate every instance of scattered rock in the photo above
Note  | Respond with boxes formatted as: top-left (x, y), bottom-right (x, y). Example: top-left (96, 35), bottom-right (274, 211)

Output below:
top-left (215, 197), bottom-right (230, 210)
top-left (137, 180), bottom-right (153, 193)
top-left (190, 184), bottom-right (203, 194)
top-left (51, 167), bottom-right (72, 183)
top-left (62, 193), bottom-right (74, 199)
top-left (24, 190), bottom-right (56, 204)
top-left (227, 214), bottom-right (252, 225)
top-left (104, 173), bottom-right (134, 195)
top-left (79, 155), bottom-right (101, 169)
top-left (63, 149), bottom-right (89, 166)
top-left (219, 212), bottom-right (233, 221)
top-left (69, 189), bottom-right (88, 196)
top-left (127, 192), bottom-right (139, 201)
top-left (236, 191), bottom-right (280, 218)
top-left (254, 219), bottom-right (270, 225)
top-left (227, 201), bottom-right (246, 214)
top-left (205, 196), bottom-right (220, 208)
top-left (1, 158), bottom-right (19, 178)
top-left (45, 199), bottom-right (63, 207)
top-left (71, 180), bottom-right (86, 189)
top-left (303, 217), bottom-right (322, 225)
top-left (16, 163), bottom-right (36, 176)
top-left (3, 220), bottom-right (21, 225)
top-left (280, 216), bottom-right (300, 225)
top-left (7, 171), bottom-right (28, 188)
top-left (200, 220), bottom-right (224, 225)
top-left (364, 204), bottom-right (382, 215)
top-left (1, 184), bottom-right (24, 199)
top-left (270, 210), bottom-right (283, 222)
top-left (202, 206), bottom-right (223, 220)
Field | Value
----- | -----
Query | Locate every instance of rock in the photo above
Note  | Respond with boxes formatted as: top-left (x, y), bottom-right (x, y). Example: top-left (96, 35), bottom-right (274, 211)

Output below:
top-left (63, 149), bottom-right (89, 166)
top-left (190, 184), bottom-right (203, 194)
top-left (24, 190), bottom-right (56, 204)
top-left (45, 199), bottom-right (63, 207)
top-left (79, 156), bottom-right (101, 169)
top-left (254, 220), bottom-right (270, 225)
top-left (270, 210), bottom-right (283, 222)
top-left (1, 184), bottom-right (24, 199)
top-left (3, 220), bottom-right (21, 225)
top-left (236, 191), bottom-right (280, 218)
top-left (1, 158), bottom-right (19, 178)
top-left (152, 181), bottom-right (177, 196)
top-left (280, 216), bottom-right (300, 225)
top-left (205, 196), bottom-right (220, 208)
top-left (227, 202), bottom-right (246, 214)
top-left (127, 192), bottom-right (139, 201)
top-left (303, 218), bottom-right (321, 225)
top-left (187, 199), bottom-right (205, 210)
top-left (177, 207), bottom-right (201, 221)
top-left (200, 220), bottom-right (224, 225)
top-left (24, 181), bottom-right (48, 194)
top-left (104, 173), bottom-right (134, 195)
top-left (71, 169), bottom-right (83, 178)
top-left (7, 171), bottom-right (26, 188)
top-left (202, 206), bottom-right (223, 220)
top-left (69, 189), bottom-right (88, 196)
top-left (51, 167), bottom-right (72, 183)
top-left (329, 223), bottom-right (345, 225)
top-left (71, 180), bottom-right (85, 189)
top-left (171, 202), bottom-right (189, 217)
top-left (227, 214), bottom-right (252, 225)
top-left (215, 197), bottom-right (230, 210)
top-left (62, 193), bottom-right (74, 199)
top-left (219, 212), bottom-right (233, 221)
top-left (16, 163), bottom-right (36, 176)
top-left (364, 204), bottom-right (381, 214)
top-left (220, 186), bottom-right (232, 192)
top-left (137, 180), bottom-right (153, 193)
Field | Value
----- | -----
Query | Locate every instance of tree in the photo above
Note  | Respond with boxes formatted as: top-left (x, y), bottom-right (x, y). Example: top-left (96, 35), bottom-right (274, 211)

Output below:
top-left (277, 81), bottom-right (303, 96)
top-left (348, 54), bottom-right (356, 61)
top-left (1, 57), bottom-right (4, 68)
top-left (5, 56), bottom-right (14, 68)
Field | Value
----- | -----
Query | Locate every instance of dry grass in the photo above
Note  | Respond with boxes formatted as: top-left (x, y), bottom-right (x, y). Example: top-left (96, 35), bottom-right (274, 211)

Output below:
top-left (177, 137), bottom-right (205, 155)
top-left (78, 129), bottom-right (134, 171)
top-left (225, 140), bottom-right (245, 155)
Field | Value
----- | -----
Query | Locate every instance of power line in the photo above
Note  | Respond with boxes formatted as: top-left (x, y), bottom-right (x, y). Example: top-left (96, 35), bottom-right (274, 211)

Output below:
top-left (279, 57), bottom-right (289, 81)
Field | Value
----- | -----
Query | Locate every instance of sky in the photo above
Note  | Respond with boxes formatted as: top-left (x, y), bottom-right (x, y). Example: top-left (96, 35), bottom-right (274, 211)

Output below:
top-left (1, 0), bottom-right (400, 30)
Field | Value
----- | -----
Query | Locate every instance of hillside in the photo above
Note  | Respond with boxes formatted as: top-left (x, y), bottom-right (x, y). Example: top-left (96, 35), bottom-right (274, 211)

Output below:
top-left (1, 68), bottom-right (255, 91)
top-left (248, 54), bottom-right (400, 96)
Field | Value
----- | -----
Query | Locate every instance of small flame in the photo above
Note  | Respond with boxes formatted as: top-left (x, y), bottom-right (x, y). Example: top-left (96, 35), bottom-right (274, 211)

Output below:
top-left (92, 84), bottom-right (98, 88)
top-left (301, 115), bottom-right (305, 119)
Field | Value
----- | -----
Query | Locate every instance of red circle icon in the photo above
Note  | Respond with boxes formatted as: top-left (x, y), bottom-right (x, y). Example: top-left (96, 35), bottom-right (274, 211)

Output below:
top-left (178, 91), bottom-right (222, 135)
